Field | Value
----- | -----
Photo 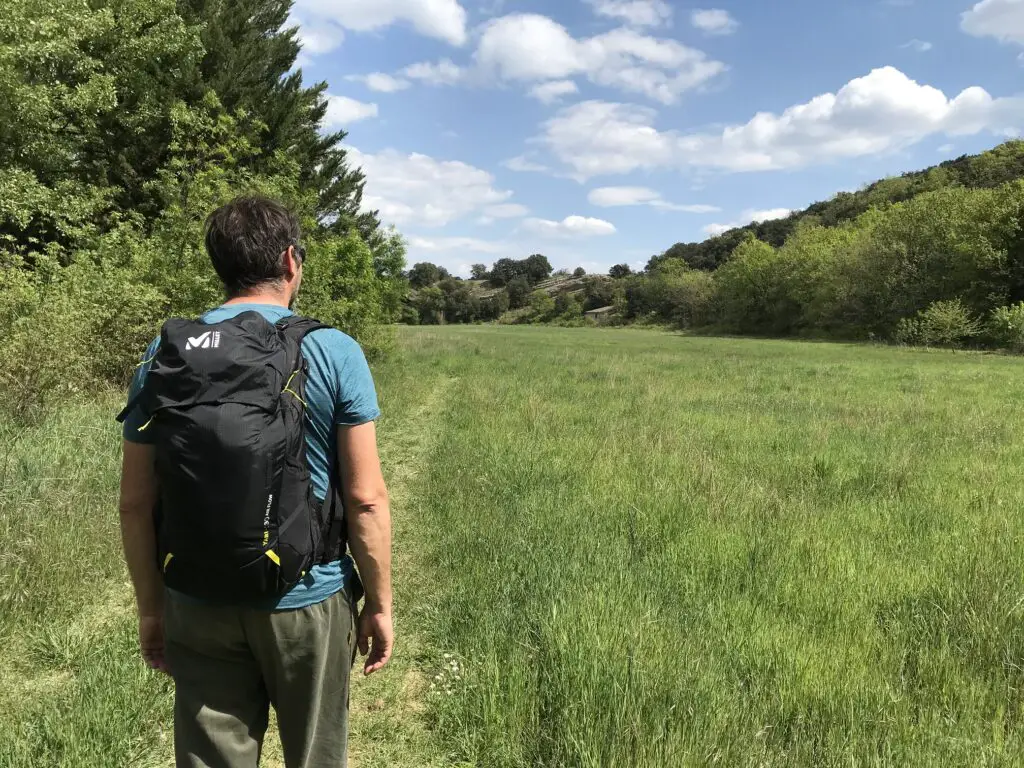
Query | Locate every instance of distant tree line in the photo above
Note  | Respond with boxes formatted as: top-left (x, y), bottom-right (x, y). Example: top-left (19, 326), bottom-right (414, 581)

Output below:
top-left (620, 176), bottom-right (1024, 350)
top-left (411, 141), bottom-right (1024, 351)
top-left (404, 254), bottom-right (558, 325)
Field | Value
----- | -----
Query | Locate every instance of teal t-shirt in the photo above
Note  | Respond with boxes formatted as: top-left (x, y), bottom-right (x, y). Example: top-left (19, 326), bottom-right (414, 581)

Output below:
top-left (122, 303), bottom-right (381, 610)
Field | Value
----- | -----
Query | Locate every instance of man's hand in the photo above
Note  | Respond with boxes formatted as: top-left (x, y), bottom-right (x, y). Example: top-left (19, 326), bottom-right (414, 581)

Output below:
top-left (139, 614), bottom-right (170, 674)
top-left (358, 607), bottom-right (394, 675)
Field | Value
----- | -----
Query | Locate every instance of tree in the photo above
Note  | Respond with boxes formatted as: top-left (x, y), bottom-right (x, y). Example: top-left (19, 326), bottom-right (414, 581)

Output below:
top-left (412, 286), bottom-right (445, 324)
top-left (582, 278), bottom-right (619, 311)
top-left (488, 258), bottom-right (514, 286)
top-left (524, 254), bottom-right (553, 284)
top-left (438, 278), bottom-right (480, 324)
top-left (470, 264), bottom-right (489, 280)
top-left (609, 264), bottom-right (633, 279)
top-left (506, 278), bottom-right (531, 309)
top-left (479, 291), bottom-right (510, 321)
top-left (573, 267), bottom-right (587, 278)
top-left (177, 0), bottom-right (379, 240)
top-left (408, 262), bottom-right (444, 288)
top-left (712, 239), bottom-right (785, 333)
top-left (0, 0), bottom-right (406, 417)
top-left (371, 229), bottom-right (409, 321)
top-left (0, 0), bottom-right (203, 254)
top-left (623, 263), bottom-right (714, 327)
top-left (490, 255), bottom-right (552, 286)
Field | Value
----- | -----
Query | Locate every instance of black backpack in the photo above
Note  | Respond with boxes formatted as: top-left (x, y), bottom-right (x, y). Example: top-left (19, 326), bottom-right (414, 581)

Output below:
top-left (116, 311), bottom-right (345, 602)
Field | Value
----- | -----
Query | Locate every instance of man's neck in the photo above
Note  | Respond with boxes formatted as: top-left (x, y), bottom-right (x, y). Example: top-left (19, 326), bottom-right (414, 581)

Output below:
top-left (223, 291), bottom-right (290, 309)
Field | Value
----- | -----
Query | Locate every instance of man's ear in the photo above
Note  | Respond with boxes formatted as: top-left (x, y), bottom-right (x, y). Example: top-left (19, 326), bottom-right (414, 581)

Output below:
top-left (284, 245), bottom-right (299, 279)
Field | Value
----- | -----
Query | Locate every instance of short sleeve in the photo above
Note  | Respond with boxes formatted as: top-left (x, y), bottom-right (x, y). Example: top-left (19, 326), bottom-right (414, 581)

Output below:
top-left (122, 337), bottom-right (160, 444)
top-left (302, 330), bottom-right (381, 427)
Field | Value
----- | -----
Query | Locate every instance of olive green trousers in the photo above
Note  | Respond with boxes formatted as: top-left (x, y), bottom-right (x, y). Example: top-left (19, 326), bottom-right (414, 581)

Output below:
top-left (164, 589), bottom-right (357, 768)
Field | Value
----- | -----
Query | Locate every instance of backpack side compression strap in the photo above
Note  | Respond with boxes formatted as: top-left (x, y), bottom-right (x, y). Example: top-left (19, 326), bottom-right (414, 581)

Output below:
top-left (275, 316), bottom-right (347, 566)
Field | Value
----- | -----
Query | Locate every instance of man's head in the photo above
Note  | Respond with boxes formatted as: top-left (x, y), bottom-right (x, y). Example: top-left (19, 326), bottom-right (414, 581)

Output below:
top-left (205, 196), bottom-right (304, 303)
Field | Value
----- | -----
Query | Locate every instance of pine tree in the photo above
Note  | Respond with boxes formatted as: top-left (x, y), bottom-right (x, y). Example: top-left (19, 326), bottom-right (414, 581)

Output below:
top-left (177, 0), bottom-right (379, 239)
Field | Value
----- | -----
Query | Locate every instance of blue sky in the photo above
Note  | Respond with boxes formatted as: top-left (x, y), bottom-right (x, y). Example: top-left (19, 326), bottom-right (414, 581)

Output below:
top-left (291, 0), bottom-right (1024, 275)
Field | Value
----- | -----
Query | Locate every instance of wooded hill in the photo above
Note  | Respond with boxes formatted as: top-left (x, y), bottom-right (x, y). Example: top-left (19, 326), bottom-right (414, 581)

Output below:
top-left (650, 141), bottom-right (1024, 273)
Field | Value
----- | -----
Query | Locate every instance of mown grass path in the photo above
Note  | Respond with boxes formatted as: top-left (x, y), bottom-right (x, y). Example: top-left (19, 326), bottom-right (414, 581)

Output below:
top-left (0, 331), bottom-right (457, 768)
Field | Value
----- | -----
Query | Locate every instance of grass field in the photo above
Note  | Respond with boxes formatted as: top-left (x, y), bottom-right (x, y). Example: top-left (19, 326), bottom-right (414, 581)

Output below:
top-left (4, 326), bottom-right (1024, 766)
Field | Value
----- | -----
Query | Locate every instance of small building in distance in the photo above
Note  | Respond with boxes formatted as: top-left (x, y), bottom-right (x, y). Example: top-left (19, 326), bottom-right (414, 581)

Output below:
top-left (584, 306), bottom-right (617, 325)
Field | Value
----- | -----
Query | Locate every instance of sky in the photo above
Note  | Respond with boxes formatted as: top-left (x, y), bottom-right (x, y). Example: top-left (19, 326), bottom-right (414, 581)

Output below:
top-left (291, 0), bottom-right (1024, 275)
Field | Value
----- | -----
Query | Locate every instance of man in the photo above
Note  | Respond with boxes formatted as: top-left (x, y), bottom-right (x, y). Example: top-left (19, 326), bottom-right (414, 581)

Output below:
top-left (118, 196), bottom-right (393, 768)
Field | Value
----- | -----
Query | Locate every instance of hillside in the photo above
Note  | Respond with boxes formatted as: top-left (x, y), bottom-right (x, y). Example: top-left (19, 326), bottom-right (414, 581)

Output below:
top-left (650, 140), bottom-right (1024, 272)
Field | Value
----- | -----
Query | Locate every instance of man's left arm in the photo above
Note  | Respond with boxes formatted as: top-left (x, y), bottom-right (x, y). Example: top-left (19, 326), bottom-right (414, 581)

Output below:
top-left (119, 440), bottom-right (168, 674)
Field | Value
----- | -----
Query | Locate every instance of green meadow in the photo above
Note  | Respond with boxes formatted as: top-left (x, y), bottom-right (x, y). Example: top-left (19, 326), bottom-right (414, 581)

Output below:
top-left (4, 326), bottom-right (1024, 767)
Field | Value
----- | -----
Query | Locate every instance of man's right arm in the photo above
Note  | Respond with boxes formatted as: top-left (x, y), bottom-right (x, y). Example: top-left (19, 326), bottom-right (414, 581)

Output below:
top-left (338, 421), bottom-right (393, 675)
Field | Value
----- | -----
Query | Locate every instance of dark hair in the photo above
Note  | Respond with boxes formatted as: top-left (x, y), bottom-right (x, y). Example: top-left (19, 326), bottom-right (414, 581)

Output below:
top-left (204, 196), bottom-right (301, 295)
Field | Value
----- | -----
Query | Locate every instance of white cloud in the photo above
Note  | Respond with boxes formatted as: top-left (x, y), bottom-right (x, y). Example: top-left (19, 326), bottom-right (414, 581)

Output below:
top-left (475, 14), bottom-right (725, 104)
top-left (292, 0), bottom-right (468, 48)
top-left (408, 236), bottom-right (508, 254)
top-left (529, 80), bottom-right (580, 104)
top-left (703, 208), bottom-right (792, 237)
top-left (588, 186), bottom-right (720, 212)
top-left (901, 38), bottom-right (933, 52)
top-left (541, 101), bottom-right (674, 178)
top-left (691, 9), bottom-right (739, 35)
top-left (702, 223), bottom-right (733, 237)
top-left (540, 67), bottom-right (1024, 178)
top-left (585, 0), bottom-right (673, 27)
top-left (348, 148), bottom-right (515, 227)
top-left (402, 59), bottom-right (466, 85)
top-left (961, 0), bottom-right (1024, 44)
top-left (503, 155), bottom-right (550, 172)
top-left (524, 215), bottom-right (617, 238)
top-left (484, 203), bottom-right (530, 218)
top-left (747, 208), bottom-right (793, 222)
top-left (938, 143), bottom-right (956, 153)
top-left (323, 95), bottom-right (379, 127)
top-left (292, 18), bottom-right (345, 54)
top-left (346, 73), bottom-right (411, 92)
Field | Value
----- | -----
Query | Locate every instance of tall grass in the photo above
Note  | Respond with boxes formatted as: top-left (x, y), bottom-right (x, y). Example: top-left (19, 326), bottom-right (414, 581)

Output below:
top-left (400, 327), bottom-right (1024, 766)
top-left (0, 401), bottom-right (173, 767)
top-left (5, 327), bottom-right (1024, 767)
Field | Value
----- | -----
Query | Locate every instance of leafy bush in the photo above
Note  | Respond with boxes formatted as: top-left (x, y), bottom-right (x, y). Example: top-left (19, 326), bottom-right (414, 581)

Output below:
top-left (554, 292), bottom-right (583, 319)
top-left (893, 300), bottom-right (982, 347)
top-left (987, 302), bottom-right (1024, 352)
top-left (529, 290), bottom-right (556, 321)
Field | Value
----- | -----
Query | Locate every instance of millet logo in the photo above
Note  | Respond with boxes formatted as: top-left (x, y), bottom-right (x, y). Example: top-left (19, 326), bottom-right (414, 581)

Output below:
top-left (185, 331), bottom-right (221, 351)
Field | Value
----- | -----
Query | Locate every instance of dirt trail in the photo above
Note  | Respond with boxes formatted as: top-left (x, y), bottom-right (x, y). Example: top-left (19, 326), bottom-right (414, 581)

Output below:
top-left (260, 374), bottom-right (458, 768)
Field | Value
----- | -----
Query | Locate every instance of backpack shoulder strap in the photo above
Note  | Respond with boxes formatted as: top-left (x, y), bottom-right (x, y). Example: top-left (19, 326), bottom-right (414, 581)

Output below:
top-left (275, 315), bottom-right (346, 563)
top-left (275, 315), bottom-right (331, 347)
